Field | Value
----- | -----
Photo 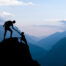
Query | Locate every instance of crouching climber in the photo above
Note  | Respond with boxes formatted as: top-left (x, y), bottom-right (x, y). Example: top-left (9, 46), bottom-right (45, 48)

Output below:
top-left (20, 32), bottom-right (27, 44)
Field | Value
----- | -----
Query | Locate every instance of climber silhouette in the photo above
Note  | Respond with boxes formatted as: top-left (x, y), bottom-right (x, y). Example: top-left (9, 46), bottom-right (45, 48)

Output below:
top-left (20, 32), bottom-right (27, 44)
top-left (3, 20), bottom-right (16, 39)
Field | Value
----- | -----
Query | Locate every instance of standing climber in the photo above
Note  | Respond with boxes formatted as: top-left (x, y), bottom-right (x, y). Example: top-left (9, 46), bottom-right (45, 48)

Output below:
top-left (3, 20), bottom-right (16, 39)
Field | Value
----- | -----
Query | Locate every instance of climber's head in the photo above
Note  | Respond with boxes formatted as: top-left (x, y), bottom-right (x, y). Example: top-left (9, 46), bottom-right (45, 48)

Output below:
top-left (13, 20), bottom-right (16, 24)
top-left (21, 32), bottom-right (24, 35)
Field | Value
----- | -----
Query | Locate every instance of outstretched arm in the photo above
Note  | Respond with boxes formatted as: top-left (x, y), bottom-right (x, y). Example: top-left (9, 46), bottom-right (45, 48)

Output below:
top-left (12, 25), bottom-right (14, 29)
top-left (12, 25), bottom-right (17, 31)
top-left (12, 25), bottom-right (21, 35)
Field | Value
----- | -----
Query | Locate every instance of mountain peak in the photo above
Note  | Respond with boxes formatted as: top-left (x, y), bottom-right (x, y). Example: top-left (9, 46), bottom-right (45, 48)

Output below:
top-left (0, 38), bottom-right (40, 66)
top-left (0, 38), bottom-right (21, 48)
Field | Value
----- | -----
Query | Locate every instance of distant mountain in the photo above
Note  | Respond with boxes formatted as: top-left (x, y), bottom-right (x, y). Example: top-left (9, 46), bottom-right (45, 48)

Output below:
top-left (42, 38), bottom-right (66, 66)
top-left (28, 43), bottom-right (48, 65)
top-left (0, 17), bottom-right (5, 22)
top-left (38, 32), bottom-right (66, 50)
top-left (0, 25), bottom-right (4, 41)
top-left (25, 35), bottom-right (39, 44)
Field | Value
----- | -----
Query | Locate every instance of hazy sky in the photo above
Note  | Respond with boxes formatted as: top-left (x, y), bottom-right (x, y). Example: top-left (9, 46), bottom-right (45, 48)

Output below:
top-left (0, 0), bottom-right (66, 37)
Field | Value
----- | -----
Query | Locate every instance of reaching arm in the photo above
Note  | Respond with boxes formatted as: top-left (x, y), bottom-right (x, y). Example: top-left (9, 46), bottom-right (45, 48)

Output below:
top-left (12, 25), bottom-right (14, 29)
top-left (12, 25), bottom-right (21, 35)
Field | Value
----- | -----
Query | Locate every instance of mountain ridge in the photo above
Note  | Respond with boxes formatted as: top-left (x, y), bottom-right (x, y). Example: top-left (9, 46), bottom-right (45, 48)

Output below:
top-left (38, 31), bottom-right (66, 50)
top-left (42, 37), bottom-right (66, 66)
top-left (0, 37), bottom-right (40, 66)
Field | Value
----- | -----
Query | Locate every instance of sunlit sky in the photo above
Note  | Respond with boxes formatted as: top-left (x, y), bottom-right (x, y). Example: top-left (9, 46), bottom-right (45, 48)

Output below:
top-left (0, 0), bottom-right (66, 37)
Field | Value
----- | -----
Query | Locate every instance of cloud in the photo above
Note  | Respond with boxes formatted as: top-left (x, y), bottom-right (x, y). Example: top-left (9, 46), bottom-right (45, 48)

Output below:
top-left (0, 0), bottom-right (35, 6)
top-left (43, 19), bottom-right (61, 22)
top-left (0, 11), bottom-right (14, 23)
top-left (32, 25), bottom-right (61, 28)
top-left (41, 18), bottom-right (66, 27)
top-left (21, 26), bottom-right (63, 37)
top-left (60, 20), bottom-right (66, 24)
top-left (0, 11), bottom-right (14, 17)
top-left (31, 25), bottom-right (64, 31)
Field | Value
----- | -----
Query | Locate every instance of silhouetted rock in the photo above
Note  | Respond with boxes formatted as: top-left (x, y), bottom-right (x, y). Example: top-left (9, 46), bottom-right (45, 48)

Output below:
top-left (0, 38), bottom-right (40, 66)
